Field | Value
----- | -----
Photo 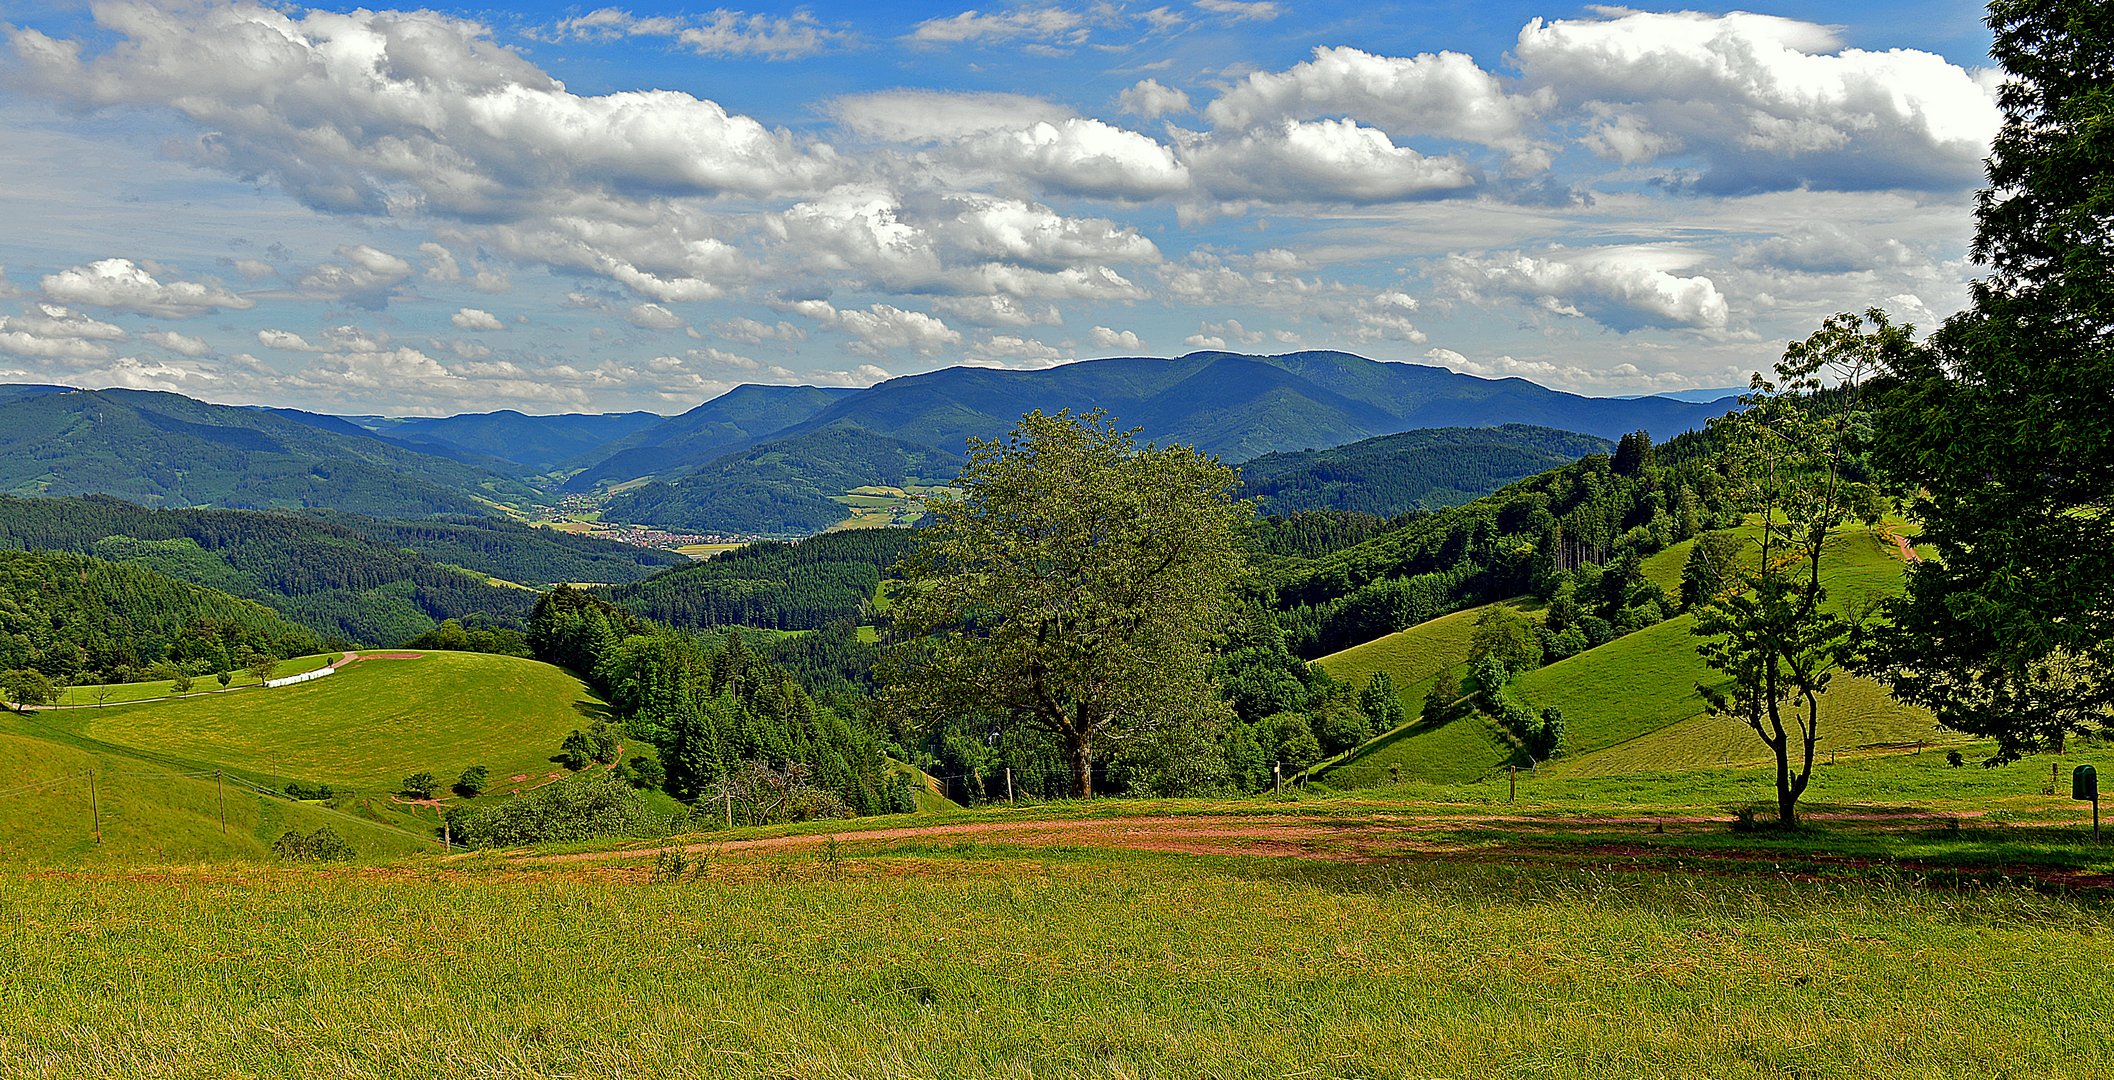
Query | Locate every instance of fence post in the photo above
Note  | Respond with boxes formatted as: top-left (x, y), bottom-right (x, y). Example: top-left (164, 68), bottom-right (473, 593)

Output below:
top-left (216, 771), bottom-right (226, 835)
top-left (1509, 765), bottom-right (1516, 803)
top-left (1274, 762), bottom-right (1282, 796)
top-left (1005, 767), bottom-right (1014, 804)
top-left (88, 770), bottom-right (101, 844)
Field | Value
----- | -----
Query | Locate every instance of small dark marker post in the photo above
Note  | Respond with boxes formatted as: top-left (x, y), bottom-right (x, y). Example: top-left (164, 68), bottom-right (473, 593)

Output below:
top-left (1509, 765), bottom-right (1516, 803)
top-left (216, 771), bottom-right (226, 835)
top-left (88, 770), bottom-right (101, 844)
top-left (2073, 765), bottom-right (2099, 844)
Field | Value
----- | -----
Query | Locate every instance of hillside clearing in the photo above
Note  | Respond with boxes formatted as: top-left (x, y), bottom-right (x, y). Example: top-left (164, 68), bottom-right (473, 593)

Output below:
top-left (47, 652), bottom-right (607, 792)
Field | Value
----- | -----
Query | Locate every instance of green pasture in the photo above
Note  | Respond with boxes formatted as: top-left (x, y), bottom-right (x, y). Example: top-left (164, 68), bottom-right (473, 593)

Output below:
top-left (47, 652), bottom-right (606, 793)
top-left (51, 653), bottom-right (339, 707)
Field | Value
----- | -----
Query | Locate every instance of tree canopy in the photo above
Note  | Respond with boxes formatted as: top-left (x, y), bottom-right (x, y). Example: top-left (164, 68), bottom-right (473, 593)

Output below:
top-left (1867, 0), bottom-right (2114, 760)
top-left (880, 410), bottom-right (1251, 797)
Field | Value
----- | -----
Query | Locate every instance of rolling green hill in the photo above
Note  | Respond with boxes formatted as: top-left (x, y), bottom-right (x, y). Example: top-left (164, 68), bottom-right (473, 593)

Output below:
top-left (49, 651), bottom-right (608, 792)
top-left (352, 409), bottom-right (663, 473)
top-left (0, 729), bottom-right (433, 864)
top-left (0, 387), bottom-right (536, 516)
top-left (606, 425), bottom-right (962, 536)
top-left (603, 528), bottom-right (916, 631)
top-left (1310, 527), bottom-right (1942, 789)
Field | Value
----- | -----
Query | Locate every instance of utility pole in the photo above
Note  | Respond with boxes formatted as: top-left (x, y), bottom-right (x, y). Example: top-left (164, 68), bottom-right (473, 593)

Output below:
top-left (88, 770), bottom-right (101, 844)
top-left (1005, 767), bottom-right (1014, 804)
top-left (216, 771), bottom-right (226, 835)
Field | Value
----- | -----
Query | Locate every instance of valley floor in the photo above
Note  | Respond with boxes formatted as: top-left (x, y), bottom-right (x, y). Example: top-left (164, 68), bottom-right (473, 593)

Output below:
top-left (5, 774), bottom-right (2113, 1079)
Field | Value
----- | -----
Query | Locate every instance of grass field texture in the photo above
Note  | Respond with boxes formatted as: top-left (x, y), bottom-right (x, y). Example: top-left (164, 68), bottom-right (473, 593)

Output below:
top-left (46, 652), bottom-right (606, 792)
top-left (51, 653), bottom-right (339, 707)
top-left (3, 831), bottom-right (2111, 1079)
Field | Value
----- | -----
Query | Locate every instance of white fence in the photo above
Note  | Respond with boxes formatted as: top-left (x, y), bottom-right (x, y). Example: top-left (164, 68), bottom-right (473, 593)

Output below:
top-left (265, 666), bottom-right (335, 689)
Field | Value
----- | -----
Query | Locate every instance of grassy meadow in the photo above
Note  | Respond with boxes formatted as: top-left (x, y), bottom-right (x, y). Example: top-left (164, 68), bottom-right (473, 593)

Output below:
top-left (51, 652), bottom-right (340, 707)
top-left (42, 652), bottom-right (606, 793)
top-left (4, 820), bottom-right (2112, 1079)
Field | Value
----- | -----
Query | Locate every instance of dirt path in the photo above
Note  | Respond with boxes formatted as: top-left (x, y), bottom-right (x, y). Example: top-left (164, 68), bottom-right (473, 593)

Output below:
top-left (1881, 526), bottom-right (1923, 564)
top-left (503, 807), bottom-right (2010, 868)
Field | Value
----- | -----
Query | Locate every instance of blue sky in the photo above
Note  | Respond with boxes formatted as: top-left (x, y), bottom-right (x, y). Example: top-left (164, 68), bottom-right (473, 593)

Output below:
top-left (0, 0), bottom-right (2000, 415)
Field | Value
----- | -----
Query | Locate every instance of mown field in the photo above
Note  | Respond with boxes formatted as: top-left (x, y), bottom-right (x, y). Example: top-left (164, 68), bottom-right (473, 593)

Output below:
top-left (42, 652), bottom-right (606, 793)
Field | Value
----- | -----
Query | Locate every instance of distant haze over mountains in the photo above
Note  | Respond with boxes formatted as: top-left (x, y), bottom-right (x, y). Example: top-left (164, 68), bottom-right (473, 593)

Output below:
top-left (0, 350), bottom-right (1736, 535)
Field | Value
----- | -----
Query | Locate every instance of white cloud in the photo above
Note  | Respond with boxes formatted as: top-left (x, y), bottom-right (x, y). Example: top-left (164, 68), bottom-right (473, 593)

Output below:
top-left (297, 246), bottom-right (414, 309)
top-left (828, 91), bottom-right (1073, 143)
top-left (959, 118), bottom-right (1190, 200)
top-left (451, 307), bottom-right (504, 331)
top-left (1206, 46), bottom-right (1545, 161)
top-left (1189, 119), bottom-right (1477, 203)
top-left (257, 328), bottom-right (321, 352)
top-left (626, 302), bottom-right (687, 331)
top-left (1514, 10), bottom-right (2000, 192)
top-left (1193, 0), bottom-right (1279, 20)
top-left (8, 2), bottom-right (837, 299)
top-left (1445, 248), bottom-right (1732, 333)
top-left (0, 303), bottom-right (127, 363)
top-left (40, 258), bottom-right (251, 317)
top-left (931, 294), bottom-right (1061, 327)
top-left (1118, 78), bottom-right (1191, 119)
top-left (942, 196), bottom-right (1160, 268)
top-left (829, 303), bottom-right (963, 357)
top-left (710, 317), bottom-right (806, 344)
top-left (549, 8), bottom-right (848, 60)
top-left (909, 7), bottom-right (1088, 46)
top-left (143, 330), bottom-right (211, 356)
top-left (1089, 325), bottom-right (1144, 352)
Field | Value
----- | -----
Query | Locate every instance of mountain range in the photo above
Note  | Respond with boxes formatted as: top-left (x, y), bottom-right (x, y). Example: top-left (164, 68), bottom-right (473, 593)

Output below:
top-left (0, 350), bottom-right (1736, 535)
top-left (592, 351), bottom-right (1736, 533)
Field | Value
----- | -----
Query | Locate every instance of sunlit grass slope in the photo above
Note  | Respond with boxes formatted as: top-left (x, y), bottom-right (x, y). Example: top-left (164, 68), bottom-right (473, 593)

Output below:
top-left (54, 652), bottom-right (605, 792)
top-left (0, 730), bottom-right (433, 865)
top-left (1320, 527), bottom-right (1935, 788)
top-left (52, 652), bottom-right (339, 707)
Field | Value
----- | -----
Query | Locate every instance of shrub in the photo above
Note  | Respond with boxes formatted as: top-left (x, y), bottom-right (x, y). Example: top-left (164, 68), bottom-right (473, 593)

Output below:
top-left (446, 774), bottom-right (666, 848)
top-left (454, 765), bottom-right (490, 797)
top-left (621, 752), bottom-right (666, 791)
top-left (401, 771), bottom-right (439, 799)
top-left (283, 781), bottom-right (336, 801)
top-left (272, 826), bottom-right (354, 861)
top-left (558, 730), bottom-right (594, 771)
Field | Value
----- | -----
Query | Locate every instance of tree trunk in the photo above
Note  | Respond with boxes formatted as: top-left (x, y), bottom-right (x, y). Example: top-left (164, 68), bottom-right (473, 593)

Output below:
top-left (1069, 738), bottom-right (1093, 799)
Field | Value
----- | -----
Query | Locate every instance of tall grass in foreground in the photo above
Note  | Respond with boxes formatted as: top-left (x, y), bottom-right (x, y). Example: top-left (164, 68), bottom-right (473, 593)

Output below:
top-left (2, 850), bottom-right (2109, 1079)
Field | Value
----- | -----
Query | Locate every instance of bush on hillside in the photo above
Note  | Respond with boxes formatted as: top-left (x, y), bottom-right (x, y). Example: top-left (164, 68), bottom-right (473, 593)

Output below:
top-left (272, 826), bottom-right (354, 861)
top-left (401, 772), bottom-right (439, 799)
top-left (445, 774), bottom-right (667, 848)
top-left (454, 765), bottom-right (490, 797)
top-left (284, 781), bottom-right (336, 801)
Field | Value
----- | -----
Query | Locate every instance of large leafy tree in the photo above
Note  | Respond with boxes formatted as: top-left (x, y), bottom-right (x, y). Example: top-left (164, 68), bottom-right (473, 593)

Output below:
top-left (1695, 312), bottom-right (1899, 827)
top-left (1867, 0), bottom-right (2114, 759)
top-left (880, 410), bottom-right (1250, 797)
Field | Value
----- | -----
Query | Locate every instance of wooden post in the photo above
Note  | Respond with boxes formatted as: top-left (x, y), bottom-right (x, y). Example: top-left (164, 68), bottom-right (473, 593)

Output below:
top-left (1509, 765), bottom-right (1516, 803)
top-left (442, 812), bottom-right (452, 851)
top-left (724, 790), bottom-right (733, 828)
top-left (216, 771), bottom-right (226, 835)
top-left (1005, 767), bottom-right (1014, 804)
top-left (1274, 762), bottom-right (1282, 796)
top-left (88, 770), bottom-right (101, 844)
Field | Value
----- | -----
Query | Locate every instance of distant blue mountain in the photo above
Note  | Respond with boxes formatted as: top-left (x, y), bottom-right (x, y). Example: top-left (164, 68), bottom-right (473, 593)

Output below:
top-left (593, 351), bottom-right (1740, 534)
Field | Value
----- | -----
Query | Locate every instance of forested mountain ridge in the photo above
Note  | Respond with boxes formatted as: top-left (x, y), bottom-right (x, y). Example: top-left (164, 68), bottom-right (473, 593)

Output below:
top-left (1237, 425), bottom-right (1616, 517)
top-left (351, 410), bottom-right (664, 473)
top-left (0, 496), bottom-right (679, 645)
top-left (0, 387), bottom-right (538, 517)
top-left (563, 384), bottom-right (859, 491)
top-left (571, 351), bottom-right (1732, 536)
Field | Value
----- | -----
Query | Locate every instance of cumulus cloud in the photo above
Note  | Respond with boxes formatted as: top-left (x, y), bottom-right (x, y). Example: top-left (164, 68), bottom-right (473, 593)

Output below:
top-left (1513, 10), bottom-right (2000, 192)
top-left (297, 246), bottom-right (414, 309)
top-left (1445, 248), bottom-right (1732, 333)
top-left (710, 317), bottom-right (806, 344)
top-left (942, 196), bottom-right (1159, 268)
top-left (626, 302), bottom-right (687, 331)
top-left (1118, 78), bottom-right (1191, 119)
top-left (958, 119), bottom-right (1190, 200)
top-left (1189, 119), bottom-right (1477, 203)
top-left (0, 304), bottom-right (127, 363)
top-left (1206, 46), bottom-right (1546, 162)
top-left (451, 307), bottom-right (504, 331)
top-left (256, 328), bottom-right (321, 352)
top-left (8, 4), bottom-right (837, 253)
top-left (828, 91), bottom-right (1072, 143)
top-left (794, 299), bottom-right (961, 357)
top-left (40, 258), bottom-right (251, 317)
top-left (1089, 325), bottom-right (1144, 352)
top-left (547, 8), bottom-right (849, 60)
